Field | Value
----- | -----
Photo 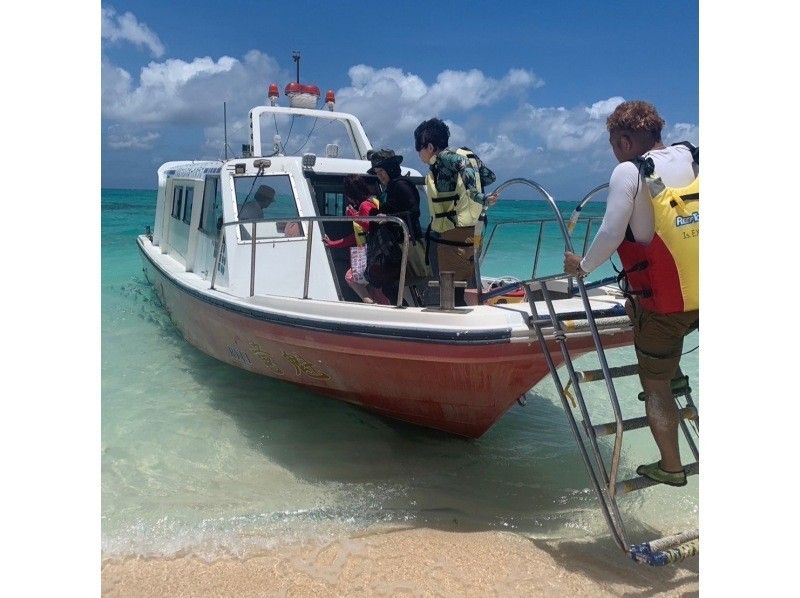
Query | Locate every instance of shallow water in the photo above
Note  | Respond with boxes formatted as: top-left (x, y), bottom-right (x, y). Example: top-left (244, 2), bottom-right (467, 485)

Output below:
top-left (101, 188), bottom-right (699, 560)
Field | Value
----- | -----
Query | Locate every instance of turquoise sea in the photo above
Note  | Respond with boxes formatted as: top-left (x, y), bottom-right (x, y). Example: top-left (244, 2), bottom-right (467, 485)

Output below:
top-left (101, 188), bottom-right (698, 560)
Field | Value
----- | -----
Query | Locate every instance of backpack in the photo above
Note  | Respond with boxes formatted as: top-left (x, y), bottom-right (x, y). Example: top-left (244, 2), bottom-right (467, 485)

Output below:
top-left (455, 147), bottom-right (496, 192)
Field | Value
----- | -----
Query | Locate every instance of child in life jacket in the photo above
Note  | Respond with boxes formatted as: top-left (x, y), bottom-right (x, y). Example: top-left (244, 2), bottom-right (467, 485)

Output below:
top-left (322, 175), bottom-right (390, 304)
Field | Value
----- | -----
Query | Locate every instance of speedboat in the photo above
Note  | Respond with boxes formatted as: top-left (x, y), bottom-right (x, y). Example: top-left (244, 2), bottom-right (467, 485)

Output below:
top-left (137, 81), bottom-right (634, 437)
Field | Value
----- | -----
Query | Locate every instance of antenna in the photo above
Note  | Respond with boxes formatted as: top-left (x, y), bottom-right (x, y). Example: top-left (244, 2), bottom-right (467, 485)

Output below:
top-left (223, 101), bottom-right (228, 160)
top-left (292, 50), bottom-right (300, 83)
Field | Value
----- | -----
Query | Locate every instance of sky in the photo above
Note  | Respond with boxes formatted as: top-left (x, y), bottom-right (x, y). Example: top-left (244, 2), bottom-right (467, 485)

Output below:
top-left (101, 0), bottom-right (698, 200)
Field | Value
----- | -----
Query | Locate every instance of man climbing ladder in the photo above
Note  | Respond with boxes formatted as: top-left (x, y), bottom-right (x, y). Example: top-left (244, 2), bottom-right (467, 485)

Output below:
top-left (564, 100), bottom-right (699, 487)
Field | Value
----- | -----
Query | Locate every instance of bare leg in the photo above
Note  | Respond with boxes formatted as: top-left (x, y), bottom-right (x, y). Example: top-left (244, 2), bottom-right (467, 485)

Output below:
top-left (368, 286), bottom-right (390, 305)
top-left (345, 269), bottom-right (374, 302)
top-left (641, 377), bottom-right (683, 472)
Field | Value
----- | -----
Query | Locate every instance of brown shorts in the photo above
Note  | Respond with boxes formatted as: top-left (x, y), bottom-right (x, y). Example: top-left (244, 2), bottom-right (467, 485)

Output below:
top-left (631, 300), bottom-right (699, 380)
top-left (436, 226), bottom-right (475, 282)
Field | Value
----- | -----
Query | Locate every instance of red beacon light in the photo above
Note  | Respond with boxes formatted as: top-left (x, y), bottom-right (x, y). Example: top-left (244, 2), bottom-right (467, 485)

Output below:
top-left (285, 82), bottom-right (320, 109)
top-left (325, 89), bottom-right (335, 111)
top-left (267, 83), bottom-right (279, 106)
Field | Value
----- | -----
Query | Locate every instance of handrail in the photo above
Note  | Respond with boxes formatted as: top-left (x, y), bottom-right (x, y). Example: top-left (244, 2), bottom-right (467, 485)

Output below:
top-left (566, 183), bottom-right (608, 296)
top-left (210, 214), bottom-right (411, 307)
top-left (481, 215), bottom-right (604, 281)
top-left (566, 183), bottom-right (609, 235)
top-left (490, 178), bottom-right (626, 501)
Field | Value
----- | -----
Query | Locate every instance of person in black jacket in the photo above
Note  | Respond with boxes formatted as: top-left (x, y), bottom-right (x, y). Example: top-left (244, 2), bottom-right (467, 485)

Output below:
top-left (366, 149), bottom-right (429, 303)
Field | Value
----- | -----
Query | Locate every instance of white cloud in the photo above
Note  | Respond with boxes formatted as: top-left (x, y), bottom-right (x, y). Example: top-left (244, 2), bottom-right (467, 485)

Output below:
top-left (102, 6), bottom-right (165, 57)
top-left (516, 99), bottom-right (623, 152)
top-left (426, 68), bottom-right (543, 112)
top-left (586, 96), bottom-right (625, 120)
top-left (664, 122), bottom-right (699, 145)
top-left (335, 65), bottom-right (543, 154)
top-left (102, 50), bottom-right (283, 125)
top-left (107, 131), bottom-right (160, 150)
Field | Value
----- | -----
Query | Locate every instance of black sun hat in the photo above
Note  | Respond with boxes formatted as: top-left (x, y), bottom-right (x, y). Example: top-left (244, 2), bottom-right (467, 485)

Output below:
top-left (366, 148), bottom-right (403, 175)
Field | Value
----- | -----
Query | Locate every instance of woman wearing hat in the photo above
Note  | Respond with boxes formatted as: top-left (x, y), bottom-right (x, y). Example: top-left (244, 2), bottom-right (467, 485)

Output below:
top-left (366, 149), bottom-right (428, 304)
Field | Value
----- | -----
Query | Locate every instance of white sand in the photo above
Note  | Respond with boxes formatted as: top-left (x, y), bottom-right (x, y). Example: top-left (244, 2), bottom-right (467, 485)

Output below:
top-left (101, 528), bottom-right (698, 597)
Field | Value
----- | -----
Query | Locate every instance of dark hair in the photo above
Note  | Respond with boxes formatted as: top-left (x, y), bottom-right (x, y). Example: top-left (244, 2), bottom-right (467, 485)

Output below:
top-left (414, 118), bottom-right (450, 151)
top-left (606, 101), bottom-right (665, 143)
top-left (343, 174), bottom-right (372, 203)
top-left (382, 162), bottom-right (402, 179)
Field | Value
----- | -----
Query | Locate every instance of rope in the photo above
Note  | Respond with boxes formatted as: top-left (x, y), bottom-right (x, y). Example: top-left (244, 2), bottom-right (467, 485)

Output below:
top-left (662, 539), bottom-right (699, 564)
top-left (649, 529), bottom-right (698, 552)
top-left (630, 530), bottom-right (699, 566)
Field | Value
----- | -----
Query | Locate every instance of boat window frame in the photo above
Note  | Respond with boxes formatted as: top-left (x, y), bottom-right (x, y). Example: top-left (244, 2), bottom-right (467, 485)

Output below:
top-left (170, 185), bottom-right (183, 219)
top-left (232, 173), bottom-right (305, 242)
top-left (199, 175), bottom-right (223, 235)
top-left (182, 187), bottom-right (194, 225)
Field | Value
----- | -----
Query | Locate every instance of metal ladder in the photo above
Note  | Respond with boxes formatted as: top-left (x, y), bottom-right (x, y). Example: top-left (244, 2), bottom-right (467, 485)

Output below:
top-left (489, 178), bottom-right (700, 566)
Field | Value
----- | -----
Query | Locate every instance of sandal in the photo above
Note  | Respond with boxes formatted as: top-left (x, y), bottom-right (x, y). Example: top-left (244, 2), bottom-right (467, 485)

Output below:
top-left (636, 461), bottom-right (687, 487)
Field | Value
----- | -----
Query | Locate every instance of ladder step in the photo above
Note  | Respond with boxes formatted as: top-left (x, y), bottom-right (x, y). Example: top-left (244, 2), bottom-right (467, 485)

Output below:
top-left (592, 407), bottom-right (697, 436)
top-left (616, 462), bottom-right (699, 495)
top-left (630, 529), bottom-right (699, 566)
top-left (577, 363), bottom-right (639, 382)
top-left (592, 407), bottom-right (697, 437)
top-left (638, 375), bottom-right (692, 401)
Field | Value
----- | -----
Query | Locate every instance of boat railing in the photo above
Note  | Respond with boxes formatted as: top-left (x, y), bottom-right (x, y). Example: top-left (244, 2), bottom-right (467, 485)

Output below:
top-left (479, 182), bottom-right (611, 299)
top-left (210, 214), bottom-right (412, 307)
top-left (480, 215), bottom-right (604, 277)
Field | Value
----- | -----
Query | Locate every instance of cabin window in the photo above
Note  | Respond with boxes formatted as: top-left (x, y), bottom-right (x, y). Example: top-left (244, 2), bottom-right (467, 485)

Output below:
top-left (182, 187), bottom-right (194, 224)
top-left (171, 186), bottom-right (183, 219)
top-left (200, 176), bottom-right (223, 234)
top-left (323, 191), bottom-right (345, 216)
top-left (234, 174), bottom-right (304, 240)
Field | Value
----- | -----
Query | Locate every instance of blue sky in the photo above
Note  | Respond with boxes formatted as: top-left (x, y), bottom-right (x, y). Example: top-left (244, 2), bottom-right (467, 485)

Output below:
top-left (101, 0), bottom-right (698, 199)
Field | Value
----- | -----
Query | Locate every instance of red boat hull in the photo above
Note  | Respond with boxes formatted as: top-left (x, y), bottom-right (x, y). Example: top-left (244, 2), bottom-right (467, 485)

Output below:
top-left (141, 251), bottom-right (634, 437)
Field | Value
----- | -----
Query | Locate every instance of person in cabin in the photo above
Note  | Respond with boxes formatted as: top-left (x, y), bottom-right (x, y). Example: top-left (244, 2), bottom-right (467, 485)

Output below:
top-left (563, 100), bottom-right (699, 487)
top-left (239, 184), bottom-right (275, 220)
top-left (366, 149), bottom-right (429, 304)
top-left (413, 118), bottom-right (499, 306)
top-left (238, 184), bottom-right (277, 239)
top-left (323, 174), bottom-right (390, 304)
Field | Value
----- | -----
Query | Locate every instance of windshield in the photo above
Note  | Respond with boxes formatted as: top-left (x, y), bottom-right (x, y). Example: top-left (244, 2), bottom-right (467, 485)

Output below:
top-left (257, 113), bottom-right (357, 159)
top-left (234, 174), bottom-right (304, 240)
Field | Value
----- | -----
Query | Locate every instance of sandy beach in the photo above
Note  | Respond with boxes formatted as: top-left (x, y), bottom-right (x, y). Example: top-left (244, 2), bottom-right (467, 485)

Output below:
top-left (102, 528), bottom-right (698, 597)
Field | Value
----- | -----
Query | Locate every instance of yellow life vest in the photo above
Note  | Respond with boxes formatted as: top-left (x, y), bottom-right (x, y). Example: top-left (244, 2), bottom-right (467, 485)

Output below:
top-left (352, 196), bottom-right (380, 246)
top-left (425, 148), bottom-right (485, 233)
top-left (617, 157), bottom-right (699, 313)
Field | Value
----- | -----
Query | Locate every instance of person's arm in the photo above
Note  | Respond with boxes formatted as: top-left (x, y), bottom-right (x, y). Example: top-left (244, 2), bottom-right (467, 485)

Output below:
top-left (576, 162), bottom-right (640, 273)
top-left (458, 157), bottom-right (499, 206)
top-left (323, 233), bottom-right (356, 248)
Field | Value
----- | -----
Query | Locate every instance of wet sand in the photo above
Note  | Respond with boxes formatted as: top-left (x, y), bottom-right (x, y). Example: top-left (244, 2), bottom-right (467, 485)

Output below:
top-left (101, 528), bottom-right (698, 597)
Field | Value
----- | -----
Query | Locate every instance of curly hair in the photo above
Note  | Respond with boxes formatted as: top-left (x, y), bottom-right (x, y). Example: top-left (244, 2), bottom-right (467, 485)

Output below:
top-left (606, 101), bottom-right (665, 142)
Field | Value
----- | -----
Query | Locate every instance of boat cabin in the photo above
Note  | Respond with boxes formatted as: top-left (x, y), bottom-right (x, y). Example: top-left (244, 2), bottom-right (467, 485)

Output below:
top-left (150, 96), bottom-right (431, 305)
